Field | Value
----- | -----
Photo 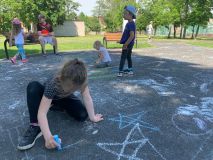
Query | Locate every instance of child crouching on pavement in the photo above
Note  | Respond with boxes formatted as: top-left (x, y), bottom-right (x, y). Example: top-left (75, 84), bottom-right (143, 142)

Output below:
top-left (93, 40), bottom-right (112, 68)
top-left (17, 59), bottom-right (103, 150)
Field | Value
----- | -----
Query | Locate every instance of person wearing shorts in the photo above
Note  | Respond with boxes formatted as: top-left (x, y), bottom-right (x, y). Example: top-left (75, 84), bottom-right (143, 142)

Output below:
top-left (37, 14), bottom-right (58, 54)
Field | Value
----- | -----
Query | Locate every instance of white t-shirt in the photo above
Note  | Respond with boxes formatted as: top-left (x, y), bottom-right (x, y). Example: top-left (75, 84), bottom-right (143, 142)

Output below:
top-left (14, 29), bottom-right (24, 45)
top-left (147, 24), bottom-right (153, 34)
top-left (99, 47), bottom-right (112, 63)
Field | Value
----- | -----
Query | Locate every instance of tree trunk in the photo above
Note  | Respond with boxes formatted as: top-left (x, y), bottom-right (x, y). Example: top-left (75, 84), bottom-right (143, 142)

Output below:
top-left (154, 27), bottom-right (157, 36)
top-left (195, 25), bottom-right (200, 38)
top-left (167, 25), bottom-right (172, 38)
top-left (191, 25), bottom-right (195, 39)
top-left (183, 0), bottom-right (189, 39)
top-left (183, 26), bottom-right (187, 39)
top-left (180, 25), bottom-right (183, 39)
top-left (174, 24), bottom-right (176, 38)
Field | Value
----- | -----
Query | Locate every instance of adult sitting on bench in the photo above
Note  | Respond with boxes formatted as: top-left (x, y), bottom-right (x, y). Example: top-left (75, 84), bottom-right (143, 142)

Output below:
top-left (37, 14), bottom-right (58, 55)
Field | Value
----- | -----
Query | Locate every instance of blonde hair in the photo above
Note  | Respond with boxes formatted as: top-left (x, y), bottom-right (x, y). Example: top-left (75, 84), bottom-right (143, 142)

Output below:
top-left (12, 24), bottom-right (22, 36)
top-left (55, 59), bottom-right (87, 97)
top-left (93, 40), bottom-right (104, 49)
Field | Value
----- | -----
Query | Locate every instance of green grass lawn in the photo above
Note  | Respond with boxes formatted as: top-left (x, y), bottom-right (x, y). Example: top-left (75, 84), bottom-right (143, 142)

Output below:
top-left (154, 36), bottom-right (213, 48)
top-left (186, 40), bottom-right (213, 48)
top-left (1, 34), bottom-right (212, 59)
top-left (0, 35), bottom-right (152, 59)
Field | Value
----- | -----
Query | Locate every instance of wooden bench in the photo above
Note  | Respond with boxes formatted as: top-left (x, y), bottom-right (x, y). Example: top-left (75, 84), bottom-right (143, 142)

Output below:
top-left (103, 32), bottom-right (137, 48)
top-left (3, 33), bottom-right (56, 59)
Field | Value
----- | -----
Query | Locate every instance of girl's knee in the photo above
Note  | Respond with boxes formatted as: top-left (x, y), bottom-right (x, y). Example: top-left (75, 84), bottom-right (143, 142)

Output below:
top-left (27, 81), bottom-right (42, 94)
top-left (76, 110), bottom-right (88, 122)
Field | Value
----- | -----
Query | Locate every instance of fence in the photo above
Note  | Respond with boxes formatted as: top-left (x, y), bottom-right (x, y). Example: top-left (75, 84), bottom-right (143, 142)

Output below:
top-left (155, 22), bottom-right (213, 37)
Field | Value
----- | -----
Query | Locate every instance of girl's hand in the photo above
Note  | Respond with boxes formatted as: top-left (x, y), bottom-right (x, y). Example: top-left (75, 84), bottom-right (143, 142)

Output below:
top-left (45, 136), bottom-right (58, 149)
top-left (90, 114), bottom-right (104, 122)
top-left (122, 44), bottom-right (128, 50)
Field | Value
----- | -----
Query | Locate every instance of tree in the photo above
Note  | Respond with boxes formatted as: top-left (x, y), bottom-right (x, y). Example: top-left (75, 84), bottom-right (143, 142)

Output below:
top-left (65, 0), bottom-right (80, 20)
top-left (78, 12), bottom-right (101, 33)
top-left (92, 0), bottom-right (112, 17)
top-left (0, 0), bottom-right (20, 33)
top-left (88, 17), bottom-right (101, 33)
top-left (138, 0), bottom-right (212, 39)
top-left (137, 0), bottom-right (154, 34)
top-left (0, 0), bottom-right (80, 33)
top-left (92, 0), bottom-right (138, 32)
top-left (187, 0), bottom-right (212, 38)
top-left (111, 0), bottom-right (138, 32)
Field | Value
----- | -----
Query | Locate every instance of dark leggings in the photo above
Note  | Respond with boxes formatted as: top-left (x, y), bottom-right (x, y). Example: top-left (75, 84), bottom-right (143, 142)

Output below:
top-left (27, 81), bottom-right (88, 123)
top-left (119, 46), bottom-right (133, 72)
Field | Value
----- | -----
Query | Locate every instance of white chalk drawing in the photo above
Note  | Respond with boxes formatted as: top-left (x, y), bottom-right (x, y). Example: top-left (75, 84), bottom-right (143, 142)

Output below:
top-left (113, 84), bottom-right (143, 95)
top-left (7, 70), bottom-right (15, 73)
top-left (20, 67), bottom-right (29, 71)
top-left (172, 97), bottom-right (213, 136)
top-left (191, 133), bottom-right (212, 160)
top-left (193, 72), bottom-right (213, 82)
top-left (8, 100), bottom-right (20, 110)
top-left (97, 123), bottom-right (166, 160)
top-left (189, 95), bottom-right (195, 98)
top-left (194, 73), bottom-right (213, 95)
top-left (0, 76), bottom-right (13, 81)
top-left (112, 78), bottom-right (176, 96)
top-left (22, 110), bottom-right (29, 118)
top-left (92, 130), bottom-right (99, 135)
top-left (200, 83), bottom-right (208, 94)
top-left (7, 129), bottom-right (16, 148)
top-left (193, 117), bottom-right (206, 130)
top-left (88, 70), bottom-right (101, 76)
top-left (62, 140), bottom-right (84, 150)
top-left (21, 155), bottom-right (47, 160)
top-left (109, 112), bottom-right (159, 131)
top-left (91, 84), bottom-right (141, 110)
top-left (151, 68), bottom-right (170, 72)
top-left (83, 121), bottom-right (98, 132)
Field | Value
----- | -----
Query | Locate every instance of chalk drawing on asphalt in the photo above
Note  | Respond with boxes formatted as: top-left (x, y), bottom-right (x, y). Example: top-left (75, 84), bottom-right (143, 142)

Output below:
top-left (191, 133), bottom-right (212, 160)
top-left (172, 97), bottom-right (213, 136)
top-left (109, 112), bottom-right (159, 131)
top-left (112, 78), bottom-right (176, 96)
top-left (97, 123), bottom-right (166, 160)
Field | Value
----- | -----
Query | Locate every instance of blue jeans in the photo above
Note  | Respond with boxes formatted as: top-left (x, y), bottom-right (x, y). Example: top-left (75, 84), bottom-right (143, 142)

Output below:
top-left (16, 44), bottom-right (26, 59)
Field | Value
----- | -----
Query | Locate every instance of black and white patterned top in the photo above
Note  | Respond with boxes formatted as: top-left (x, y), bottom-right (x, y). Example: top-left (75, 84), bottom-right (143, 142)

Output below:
top-left (43, 76), bottom-right (86, 100)
top-left (43, 77), bottom-right (60, 100)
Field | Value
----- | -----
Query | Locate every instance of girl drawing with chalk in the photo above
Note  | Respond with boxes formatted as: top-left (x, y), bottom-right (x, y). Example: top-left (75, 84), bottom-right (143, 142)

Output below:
top-left (17, 59), bottom-right (103, 150)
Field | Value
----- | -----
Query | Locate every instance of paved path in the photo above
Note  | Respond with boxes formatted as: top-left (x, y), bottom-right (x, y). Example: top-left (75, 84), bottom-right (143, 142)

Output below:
top-left (0, 42), bottom-right (212, 160)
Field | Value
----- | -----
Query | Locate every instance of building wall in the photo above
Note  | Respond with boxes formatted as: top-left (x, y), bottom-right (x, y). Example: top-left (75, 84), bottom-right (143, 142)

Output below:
top-left (53, 21), bottom-right (85, 37)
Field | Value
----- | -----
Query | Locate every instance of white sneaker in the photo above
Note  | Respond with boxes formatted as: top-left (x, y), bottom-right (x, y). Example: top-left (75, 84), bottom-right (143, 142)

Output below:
top-left (117, 72), bottom-right (123, 77)
top-left (128, 71), bottom-right (134, 75)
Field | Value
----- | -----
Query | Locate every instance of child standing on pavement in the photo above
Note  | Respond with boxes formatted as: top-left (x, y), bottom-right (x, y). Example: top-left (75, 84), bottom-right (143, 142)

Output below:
top-left (93, 40), bottom-right (112, 68)
top-left (146, 21), bottom-right (154, 41)
top-left (117, 5), bottom-right (136, 77)
top-left (17, 59), bottom-right (103, 150)
top-left (9, 18), bottom-right (28, 64)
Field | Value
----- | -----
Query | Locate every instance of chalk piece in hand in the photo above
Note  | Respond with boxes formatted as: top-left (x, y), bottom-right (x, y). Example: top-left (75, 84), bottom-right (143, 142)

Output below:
top-left (53, 135), bottom-right (62, 150)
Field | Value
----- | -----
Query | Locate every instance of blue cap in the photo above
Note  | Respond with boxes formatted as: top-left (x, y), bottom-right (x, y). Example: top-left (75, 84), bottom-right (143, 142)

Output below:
top-left (125, 5), bottom-right (136, 19)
